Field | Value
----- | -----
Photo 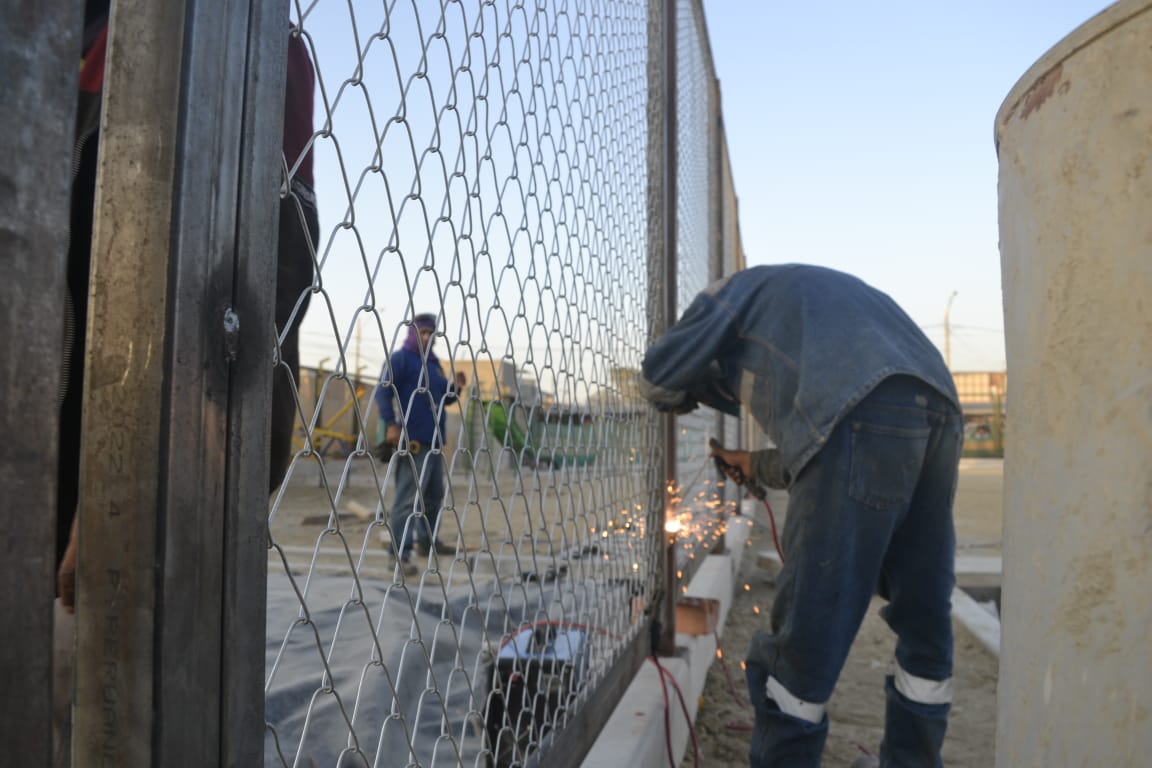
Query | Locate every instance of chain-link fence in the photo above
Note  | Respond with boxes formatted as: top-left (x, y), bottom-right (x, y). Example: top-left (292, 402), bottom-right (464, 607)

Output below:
top-left (267, 5), bottom-right (658, 764)
top-left (6, 0), bottom-right (746, 766)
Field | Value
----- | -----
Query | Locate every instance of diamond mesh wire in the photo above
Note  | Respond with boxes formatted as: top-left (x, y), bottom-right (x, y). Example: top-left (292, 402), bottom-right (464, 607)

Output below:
top-left (264, 2), bottom-right (667, 766)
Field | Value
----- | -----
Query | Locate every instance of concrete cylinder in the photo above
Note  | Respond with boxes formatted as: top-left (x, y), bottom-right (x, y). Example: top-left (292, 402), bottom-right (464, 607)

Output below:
top-left (995, 1), bottom-right (1152, 765)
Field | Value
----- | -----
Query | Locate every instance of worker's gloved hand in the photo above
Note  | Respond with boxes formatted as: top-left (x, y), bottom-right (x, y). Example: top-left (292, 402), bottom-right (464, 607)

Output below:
top-left (637, 376), bottom-right (698, 414)
top-left (372, 441), bottom-right (395, 462)
top-left (665, 396), bottom-right (699, 415)
top-left (373, 424), bottom-right (401, 462)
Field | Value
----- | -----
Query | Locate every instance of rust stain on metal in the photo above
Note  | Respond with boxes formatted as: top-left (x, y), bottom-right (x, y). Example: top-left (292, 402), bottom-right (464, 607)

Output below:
top-left (1020, 64), bottom-right (1067, 120)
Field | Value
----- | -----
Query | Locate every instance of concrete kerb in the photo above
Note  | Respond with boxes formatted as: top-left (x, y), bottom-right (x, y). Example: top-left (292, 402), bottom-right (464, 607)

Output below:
top-left (951, 586), bottom-right (1002, 659)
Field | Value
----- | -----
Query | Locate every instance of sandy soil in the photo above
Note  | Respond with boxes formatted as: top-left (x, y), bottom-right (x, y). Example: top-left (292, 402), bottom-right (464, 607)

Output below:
top-left (691, 460), bottom-right (1003, 767)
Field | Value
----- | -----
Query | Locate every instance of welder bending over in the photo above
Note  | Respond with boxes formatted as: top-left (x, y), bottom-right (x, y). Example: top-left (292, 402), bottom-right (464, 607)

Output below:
top-left (640, 264), bottom-right (962, 768)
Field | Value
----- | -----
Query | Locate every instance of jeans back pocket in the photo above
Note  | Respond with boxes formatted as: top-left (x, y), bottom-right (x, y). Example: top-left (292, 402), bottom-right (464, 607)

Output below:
top-left (848, 421), bottom-right (931, 509)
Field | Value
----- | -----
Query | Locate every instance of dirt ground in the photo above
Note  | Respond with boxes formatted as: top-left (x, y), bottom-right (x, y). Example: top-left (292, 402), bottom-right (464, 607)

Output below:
top-left (691, 460), bottom-right (1004, 767)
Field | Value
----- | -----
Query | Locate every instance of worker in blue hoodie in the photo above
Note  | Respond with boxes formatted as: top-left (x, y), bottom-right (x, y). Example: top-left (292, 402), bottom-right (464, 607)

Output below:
top-left (640, 265), bottom-right (962, 768)
top-left (375, 313), bottom-right (466, 575)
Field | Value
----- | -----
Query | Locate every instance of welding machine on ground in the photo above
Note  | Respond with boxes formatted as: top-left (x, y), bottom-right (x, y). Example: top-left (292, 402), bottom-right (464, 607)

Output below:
top-left (484, 622), bottom-right (590, 767)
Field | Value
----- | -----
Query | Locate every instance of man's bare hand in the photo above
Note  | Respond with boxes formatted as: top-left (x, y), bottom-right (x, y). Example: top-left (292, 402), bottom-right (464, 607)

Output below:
top-left (710, 444), bottom-right (752, 485)
top-left (385, 424), bottom-right (401, 445)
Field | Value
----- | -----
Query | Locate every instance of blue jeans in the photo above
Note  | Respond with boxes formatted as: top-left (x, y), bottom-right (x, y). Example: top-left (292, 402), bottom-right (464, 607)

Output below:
top-left (389, 449), bottom-right (445, 558)
top-left (745, 375), bottom-right (962, 767)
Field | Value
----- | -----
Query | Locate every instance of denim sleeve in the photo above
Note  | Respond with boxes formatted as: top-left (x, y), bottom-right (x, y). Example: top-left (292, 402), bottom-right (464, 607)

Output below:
top-left (750, 448), bottom-right (789, 489)
top-left (375, 355), bottom-right (402, 425)
top-left (641, 292), bottom-right (736, 393)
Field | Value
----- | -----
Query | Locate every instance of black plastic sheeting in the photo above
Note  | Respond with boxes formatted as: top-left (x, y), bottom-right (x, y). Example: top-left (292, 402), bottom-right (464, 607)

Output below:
top-left (264, 567), bottom-right (642, 768)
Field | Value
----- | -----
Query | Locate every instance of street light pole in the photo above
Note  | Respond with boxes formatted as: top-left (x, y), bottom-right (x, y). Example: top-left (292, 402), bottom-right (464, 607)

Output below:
top-left (944, 290), bottom-right (958, 369)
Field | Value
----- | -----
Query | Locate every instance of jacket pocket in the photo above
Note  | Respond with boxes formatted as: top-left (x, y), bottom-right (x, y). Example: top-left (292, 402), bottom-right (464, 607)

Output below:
top-left (848, 421), bottom-right (931, 509)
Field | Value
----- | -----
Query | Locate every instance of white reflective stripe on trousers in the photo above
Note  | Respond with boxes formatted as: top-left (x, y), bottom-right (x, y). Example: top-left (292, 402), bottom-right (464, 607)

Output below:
top-left (765, 675), bottom-right (827, 724)
top-left (894, 661), bottom-right (954, 705)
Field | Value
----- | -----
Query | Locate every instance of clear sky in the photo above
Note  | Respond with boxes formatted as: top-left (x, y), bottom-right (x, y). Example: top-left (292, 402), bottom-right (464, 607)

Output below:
top-left (699, 0), bottom-right (1110, 370)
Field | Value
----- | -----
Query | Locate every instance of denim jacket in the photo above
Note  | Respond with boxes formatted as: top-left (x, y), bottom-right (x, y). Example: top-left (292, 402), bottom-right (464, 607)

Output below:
top-left (640, 265), bottom-right (959, 480)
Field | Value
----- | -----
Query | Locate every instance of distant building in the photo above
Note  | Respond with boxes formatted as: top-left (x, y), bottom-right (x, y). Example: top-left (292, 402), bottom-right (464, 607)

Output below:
top-left (952, 371), bottom-right (1007, 419)
top-left (451, 358), bottom-right (549, 408)
top-left (952, 371), bottom-right (1006, 456)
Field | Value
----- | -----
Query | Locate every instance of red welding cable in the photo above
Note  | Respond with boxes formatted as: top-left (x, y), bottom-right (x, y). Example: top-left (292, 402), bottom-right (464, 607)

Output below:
top-left (658, 662), bottom-right (701, 766)
top-left (762, 495), bottom-right (784, 561)
top-left (651, 656), bottom-right (676, 767)
top-left (650, 657), bottom-right (701, 766)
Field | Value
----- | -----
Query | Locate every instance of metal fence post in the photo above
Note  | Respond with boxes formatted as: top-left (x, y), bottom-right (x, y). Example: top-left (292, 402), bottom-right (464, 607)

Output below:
top-left (71, 1), bottom-right (186, 763)
top-left (70, 0), bottom-right (284, 764)
top-left (218, 0), bottom-right (288, 762)
top-left (648, 0), bottom-right (679, 656)
top-left (1, 1), bottom-right (84, 763)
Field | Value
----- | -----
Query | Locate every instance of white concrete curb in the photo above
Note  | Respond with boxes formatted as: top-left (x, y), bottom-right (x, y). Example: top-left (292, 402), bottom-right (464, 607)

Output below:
top-left (951, 586), bottom-right (1001, 658)
top-left (953, 555), bottom-right (1002, 658)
